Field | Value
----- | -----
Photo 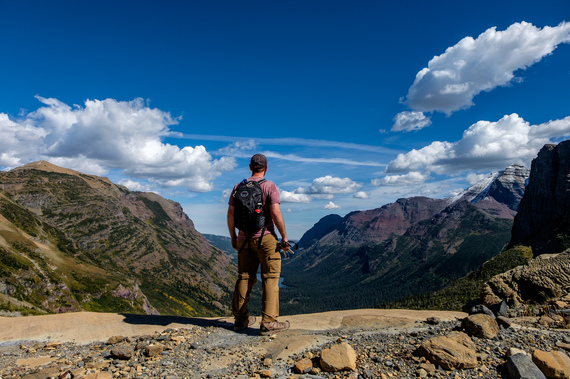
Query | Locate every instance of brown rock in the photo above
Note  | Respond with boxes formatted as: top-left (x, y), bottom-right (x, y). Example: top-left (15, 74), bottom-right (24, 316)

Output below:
top-left (83, 372), bottom-right (114, 379)
top-left (462, 314), bottom-right (500, 339)
top-left (294, 358), bottom-right (313, 374)
top-left (553, 301), bottom-right (568, 309)
top-left (260, 369), bottom-right (272, 377)
top-left (111, 345), bottom-right (134, 360)
top-left (320, 342), bottom-right (357, 372)
top-left (107, 335), bottom-right (124, 344)
top-left (532, 349), bottom-right (570, 379)
top-left (145, 344), bottom-right (164, 357)
top-left (557, 342), bottom-right (570, 353)
top-left (417, 331), bottom-right (478, 370)
top-left (419, 362), bottom-right (436, 373)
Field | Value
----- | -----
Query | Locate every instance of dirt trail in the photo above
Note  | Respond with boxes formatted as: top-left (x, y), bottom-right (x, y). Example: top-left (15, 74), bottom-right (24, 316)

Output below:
top-left (1, 309), bottom-right (466, 359)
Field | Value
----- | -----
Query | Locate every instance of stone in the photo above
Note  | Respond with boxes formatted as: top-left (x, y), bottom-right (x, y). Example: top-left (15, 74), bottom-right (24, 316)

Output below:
top-left (532, 349), bottom-right (570, 379)
top-left (469, 304), bottom-right (496, 318)
top-left (418, 362), bottom-right (436, 373)
top-left (416, 331), bottom-right (478, 370)
top-left (425, 316), bottom-right (441, 325)
top-left (553, 301), bottom-right (568, 309)
top-left (145, 344), bottom-right (164, 357)
top-left (107, 335), bottom-right (124, 345)
top-left (557, 342), bottom-right (570, 353)
top-left (260, 369), bottom-right (272, 377)
top-left (110, 345), bottom-right (134, 360)
top-left (505, 353), bottom-right (547, 379)
top-left (462, 313), bottom-right (500, 339)
top-left (497, 316), bottom-right (513, 329)
top-left (320, 342), bottom-right (357, 372)
top-left (83, 372), bottom-right (114, 379)
top-left (294, 358), bottom-right (313, 374)
top-left (263, 357), bottom-right (272, 367)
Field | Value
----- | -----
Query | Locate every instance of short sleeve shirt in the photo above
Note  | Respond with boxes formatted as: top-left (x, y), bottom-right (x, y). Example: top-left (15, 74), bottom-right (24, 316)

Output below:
top-left (229, 176), bottom-right (280, 240)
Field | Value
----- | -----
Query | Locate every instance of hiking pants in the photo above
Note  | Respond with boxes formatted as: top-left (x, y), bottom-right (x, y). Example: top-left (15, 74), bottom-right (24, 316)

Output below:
top-left (232, 233), bottom-right (281, 324)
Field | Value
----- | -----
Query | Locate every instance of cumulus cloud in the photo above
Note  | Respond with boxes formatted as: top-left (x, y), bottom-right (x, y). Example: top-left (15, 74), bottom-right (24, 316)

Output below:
top-left (296, 175), bottom-right (362, 195)
top-left (0, 96), bottom-right (236, 192)
top-left (281, 175), bottom-right (362, 203)
top-left (280, 190), bottom-right (311, 203)
top-left (353, 191), bottom-right (370, 199)
top-left (386, 113), bottom-right (570, 175)
top-left (392, 21), bottom-right (570, 128)
top-left (324, 201), bottom-right (341, 210)
top-left (391, 111), bottom-right (432, 132)
top-left (372, 171), bottom-right (429, 186)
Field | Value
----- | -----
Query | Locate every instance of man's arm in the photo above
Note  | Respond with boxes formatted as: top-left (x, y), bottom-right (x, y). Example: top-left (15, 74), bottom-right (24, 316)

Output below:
top-left (270, 203), bottom-right (288, 244)
top-left (227, 204), bottom-right (238, 249)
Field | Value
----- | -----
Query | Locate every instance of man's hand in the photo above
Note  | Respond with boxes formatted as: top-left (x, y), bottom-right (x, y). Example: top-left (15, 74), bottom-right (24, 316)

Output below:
top-left (231, 235), bottom-right (238, 250)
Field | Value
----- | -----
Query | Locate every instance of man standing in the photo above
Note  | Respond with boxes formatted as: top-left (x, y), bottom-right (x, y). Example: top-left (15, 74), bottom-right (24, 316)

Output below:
top-left (227, 153), bottom-right (291, 335)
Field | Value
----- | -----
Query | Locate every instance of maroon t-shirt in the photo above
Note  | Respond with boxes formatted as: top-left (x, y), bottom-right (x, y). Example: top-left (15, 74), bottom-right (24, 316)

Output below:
top-left (229, 176), bottom-right (280, 241)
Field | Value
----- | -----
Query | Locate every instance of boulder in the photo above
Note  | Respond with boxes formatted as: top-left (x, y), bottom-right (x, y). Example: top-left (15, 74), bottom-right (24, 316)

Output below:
top-left (294, 358), bottom-right (313, 374)
top-left (462, 314), bottom-right (500, 339)
top-left (532, 349), bottom-right (570, 379)
top-left (505, 353), bottom-right (547, 379)
top-left (416, 331), bottom-right (478, 370)
top-left (320, 342), bottom-right (357, 372)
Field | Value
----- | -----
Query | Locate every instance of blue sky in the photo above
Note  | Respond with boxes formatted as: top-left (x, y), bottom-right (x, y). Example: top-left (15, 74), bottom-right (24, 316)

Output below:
top-left (1, 1), bottom-right (569, 239)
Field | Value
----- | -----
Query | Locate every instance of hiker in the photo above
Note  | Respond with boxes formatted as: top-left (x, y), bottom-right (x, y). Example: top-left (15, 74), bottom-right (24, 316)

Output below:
top-left (227, 153), bottom-right (292, 335)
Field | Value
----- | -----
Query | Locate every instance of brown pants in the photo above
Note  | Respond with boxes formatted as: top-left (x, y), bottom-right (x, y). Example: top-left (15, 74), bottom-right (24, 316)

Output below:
top-left (232, 233), bottom-right (281, 324)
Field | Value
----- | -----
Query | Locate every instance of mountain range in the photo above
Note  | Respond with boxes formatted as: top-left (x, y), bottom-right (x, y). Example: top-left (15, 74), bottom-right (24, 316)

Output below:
top-left (279, 164), bottom-right (529, 314)
top-left (0, 161), bottom-right (235, 317)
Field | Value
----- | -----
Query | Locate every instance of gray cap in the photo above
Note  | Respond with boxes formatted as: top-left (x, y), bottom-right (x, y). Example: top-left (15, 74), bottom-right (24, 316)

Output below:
top-left (250, 154), bottom-right (267, 169)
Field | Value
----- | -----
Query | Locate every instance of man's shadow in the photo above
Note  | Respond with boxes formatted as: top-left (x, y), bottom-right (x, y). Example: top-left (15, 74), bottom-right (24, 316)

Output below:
top-left (119, 313), bottom-right (260, 336)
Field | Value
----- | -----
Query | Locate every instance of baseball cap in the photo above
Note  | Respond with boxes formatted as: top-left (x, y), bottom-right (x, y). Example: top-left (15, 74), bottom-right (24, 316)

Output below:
top-left (250, 154), bottom-right (267, 169)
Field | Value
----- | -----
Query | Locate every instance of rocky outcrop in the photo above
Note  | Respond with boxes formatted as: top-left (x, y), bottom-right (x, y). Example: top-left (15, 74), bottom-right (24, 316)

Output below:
top-left (481, 250), bottom-right (570, 307)
top-left (510, 141), bottom-right (570, 254)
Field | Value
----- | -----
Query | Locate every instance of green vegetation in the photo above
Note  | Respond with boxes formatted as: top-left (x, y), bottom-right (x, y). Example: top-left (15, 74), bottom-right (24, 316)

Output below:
top-left (380, 245), bottom-right (533, 311)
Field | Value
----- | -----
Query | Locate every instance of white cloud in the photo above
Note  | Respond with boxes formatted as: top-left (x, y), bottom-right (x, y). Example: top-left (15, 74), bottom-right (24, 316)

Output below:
top-left (280, 190), bottom-right (311, 203)
top-left (403, 22), bottom-right (570, 115)
top-left (372, 171), bottom-right (430, 186)
top-left (296, 175), bottom-right (362, 195)
top-left (324, 201), bottom-right (341, 210)
top-left (353, 191), bottom-right (370, 199)
top-left (392, 111), bottom-right (432, 132)
top-left (118, 179), bottom-right (155, 192)
top-left (0, 96), bottom-right (236, 192)
top-left (386, 113), bottom-right (570, 175)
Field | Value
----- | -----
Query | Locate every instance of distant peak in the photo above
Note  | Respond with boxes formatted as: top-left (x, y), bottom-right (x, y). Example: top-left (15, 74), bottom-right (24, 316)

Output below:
top-left (14, 160), bottom-right (78, 175)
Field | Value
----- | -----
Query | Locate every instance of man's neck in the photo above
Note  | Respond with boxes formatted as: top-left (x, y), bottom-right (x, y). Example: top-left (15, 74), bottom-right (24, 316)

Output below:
top-left (251, 172), bottom-right (265, 179)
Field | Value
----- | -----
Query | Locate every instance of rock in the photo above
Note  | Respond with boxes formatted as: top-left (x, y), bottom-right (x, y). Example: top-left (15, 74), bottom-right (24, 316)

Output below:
top-left (320, 342), bottom-right (357, 372)
top-left (145, 344), bottom-right (164, 357)
top-left (497, 316), bottom-right (513, 329)
top-left (294, 358), bottom-right (313, 374)
top-left (418, 362), bottom-right (436, 373)
top-left (553, 301), bottom-right (568, 309)
top-left (107, 335), bottom-right (124, 345)
top-left (260, 369), bottom-right (272, 377)
top-left (507, 348), bottom-right (530, 357)
top-left (532, 349), bottom-right (570, 379)
top-left (110, 345), bottom-right (134, 360)
top-left (505, 353), bottom-right (547, 379)
top-left (425, 316), bottom-right (441, 325)
top-left (82, 372), bottom-right (114, 379)
top-left (462, 314), bottom-right (500, 339)
top-left (557, 342), bottom-right (570, 353)
top-left (470, 304), bottom-right (496, 318)
top-left (416, 331), bottom-right (478, 370)
top-left (491, 300), bottom-right (509, 317)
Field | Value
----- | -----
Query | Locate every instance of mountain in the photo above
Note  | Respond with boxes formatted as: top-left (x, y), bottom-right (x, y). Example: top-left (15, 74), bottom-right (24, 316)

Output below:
top-left (280, 164), bottom-right (529, 314)
top-left (203, 234), bottom-right (236, 263)
top-left (0, 161), bottom-right (235, 316)
top-left (510, 141), bottom-right (570, 255)
top-left (448, 164), bottom-right (529, 218)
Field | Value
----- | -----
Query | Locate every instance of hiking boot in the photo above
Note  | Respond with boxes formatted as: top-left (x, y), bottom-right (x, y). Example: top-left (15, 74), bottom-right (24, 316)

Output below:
top-left (234, 316), bottom-right (256, 332)
top-left (259, 320), bottom-right (290, 335)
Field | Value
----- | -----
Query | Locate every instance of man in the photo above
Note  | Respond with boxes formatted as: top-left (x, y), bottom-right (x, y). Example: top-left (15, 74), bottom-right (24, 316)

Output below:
top-left (227, 153), bottom-right (291, 335)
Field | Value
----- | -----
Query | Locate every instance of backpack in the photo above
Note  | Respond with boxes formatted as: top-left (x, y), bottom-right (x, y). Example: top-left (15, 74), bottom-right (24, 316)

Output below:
top-left (233, 179), bottom-right (267, 234)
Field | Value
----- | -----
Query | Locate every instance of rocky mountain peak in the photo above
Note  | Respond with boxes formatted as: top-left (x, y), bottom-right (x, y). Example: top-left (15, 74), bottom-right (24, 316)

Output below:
top-left (448, 164), bottom-right (529, 212)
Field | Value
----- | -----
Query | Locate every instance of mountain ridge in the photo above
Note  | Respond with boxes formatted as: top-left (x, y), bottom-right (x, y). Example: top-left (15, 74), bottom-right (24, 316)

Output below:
top-left (0, 161), bottom-right (235, 317)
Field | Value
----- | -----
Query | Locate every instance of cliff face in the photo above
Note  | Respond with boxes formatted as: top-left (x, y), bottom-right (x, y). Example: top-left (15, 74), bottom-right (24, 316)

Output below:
top-left (510, 141), bottom-right (570, 254)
